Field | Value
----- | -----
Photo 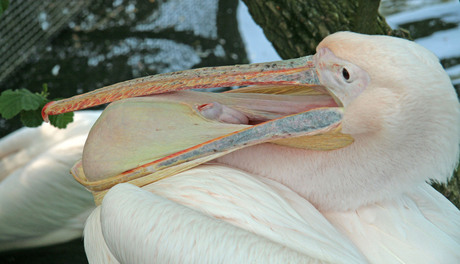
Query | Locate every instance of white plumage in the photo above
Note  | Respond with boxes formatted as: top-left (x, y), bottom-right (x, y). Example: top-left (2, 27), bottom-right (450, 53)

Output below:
top-left (85, 165), bottom-right (460, 263)
top-left (85, 165), bottom-right (367, 263)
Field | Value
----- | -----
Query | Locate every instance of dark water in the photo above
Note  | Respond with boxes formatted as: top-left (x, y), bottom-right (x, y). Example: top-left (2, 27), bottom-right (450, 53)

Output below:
top-left (0, 0), bottom-right (247, 137)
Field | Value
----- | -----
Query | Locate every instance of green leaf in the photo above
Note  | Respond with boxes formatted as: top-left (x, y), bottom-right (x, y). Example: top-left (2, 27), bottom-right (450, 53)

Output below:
top-left (0, 89), bottom-right (46, 119)
top-left (0, 87), bottom-right (75, 129)
top-left (20, 110), bottom-right (45, 127)
top-left (0, 0), bottom-right (9, 16)
top-left (49, 112), bottom-right (74, 129)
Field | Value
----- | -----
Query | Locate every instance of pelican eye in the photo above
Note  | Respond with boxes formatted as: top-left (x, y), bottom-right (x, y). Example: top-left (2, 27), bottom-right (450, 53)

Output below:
top-left (342, 67), bottom-right (350, 82)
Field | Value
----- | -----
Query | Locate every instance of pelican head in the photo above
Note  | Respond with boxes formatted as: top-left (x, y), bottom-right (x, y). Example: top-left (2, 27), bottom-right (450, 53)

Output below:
top-left (42, 32), bottom-right (460, 210)
top-left (220, 32), bottom-right (460, 210)
top-left (322, 33), bottom-right (460, 207)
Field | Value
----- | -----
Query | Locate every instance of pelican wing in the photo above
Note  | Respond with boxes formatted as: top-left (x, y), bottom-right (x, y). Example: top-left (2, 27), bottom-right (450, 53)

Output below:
top-left (85, 165), bottom-right (368, 264)
top-left (0, 112), bottom-right (99, 251)
top-left (323, 183), bottom-right (460, 263)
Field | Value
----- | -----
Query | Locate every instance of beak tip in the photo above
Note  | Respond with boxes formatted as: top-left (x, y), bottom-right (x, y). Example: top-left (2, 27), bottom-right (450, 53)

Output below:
top-left (41, 101), bottom-right (55, 122)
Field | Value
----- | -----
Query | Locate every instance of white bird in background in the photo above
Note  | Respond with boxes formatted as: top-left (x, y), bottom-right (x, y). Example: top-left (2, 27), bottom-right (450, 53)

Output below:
top-left (0, 111), bottom-right (100, 251)
top-left (41, 32), bottom-right (460, 263)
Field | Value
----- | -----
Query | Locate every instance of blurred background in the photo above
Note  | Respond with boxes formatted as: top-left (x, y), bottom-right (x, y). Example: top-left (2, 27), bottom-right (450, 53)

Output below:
top-left (0, 0), bottom-right (458, 263)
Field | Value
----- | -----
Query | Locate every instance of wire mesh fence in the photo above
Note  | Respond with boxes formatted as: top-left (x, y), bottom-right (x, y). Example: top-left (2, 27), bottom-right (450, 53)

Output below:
top-left (0, 0), bottom-right (91, 84)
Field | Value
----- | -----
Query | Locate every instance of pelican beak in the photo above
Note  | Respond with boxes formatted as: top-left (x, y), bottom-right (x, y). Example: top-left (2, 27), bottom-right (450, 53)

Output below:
top-left (43, 56), bottom-right (324, 119)
top-left (42, 56), bottom-right (353, 204)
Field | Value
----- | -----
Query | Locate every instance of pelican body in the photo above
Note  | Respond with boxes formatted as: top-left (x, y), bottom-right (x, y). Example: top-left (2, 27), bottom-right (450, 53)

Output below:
top-left (42, 32), bottom-right (460, 263)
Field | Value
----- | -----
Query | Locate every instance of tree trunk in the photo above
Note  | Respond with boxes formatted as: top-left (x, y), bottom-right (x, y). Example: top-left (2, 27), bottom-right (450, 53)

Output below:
top-left (243, 0), bottom-right (407, 58)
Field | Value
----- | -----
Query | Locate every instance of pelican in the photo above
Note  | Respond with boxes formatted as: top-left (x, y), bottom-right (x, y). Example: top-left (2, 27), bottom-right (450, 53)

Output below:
top-left (0, 111), bottom-right (100, 251)
top-left (42, 32), bottom-right (460, 263)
